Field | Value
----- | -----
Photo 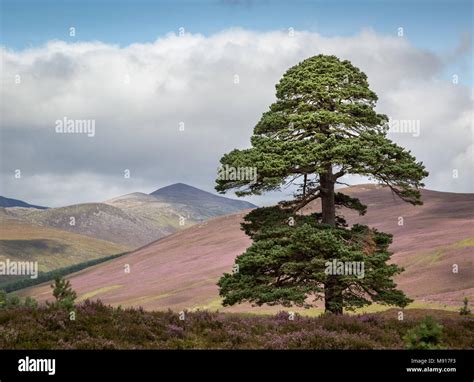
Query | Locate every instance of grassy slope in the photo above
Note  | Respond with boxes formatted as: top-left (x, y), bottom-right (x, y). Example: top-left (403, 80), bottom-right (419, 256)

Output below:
top-left (8, 202), bottom-right (163, 248)
top-left (104, 192), bottom-right (200, 233)
top-left (0, 215), bottom-right (130, 273)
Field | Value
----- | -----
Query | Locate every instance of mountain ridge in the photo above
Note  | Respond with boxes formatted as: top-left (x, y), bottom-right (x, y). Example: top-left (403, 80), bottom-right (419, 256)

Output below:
top-left (1, 183), bottom-right (257, 253)
top-left (0, 196), bottom-right (48, 210)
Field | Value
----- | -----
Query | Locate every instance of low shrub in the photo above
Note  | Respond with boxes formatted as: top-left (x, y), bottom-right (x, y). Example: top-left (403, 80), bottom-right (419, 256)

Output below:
top-left (403, 316), bottom-right (444, 349)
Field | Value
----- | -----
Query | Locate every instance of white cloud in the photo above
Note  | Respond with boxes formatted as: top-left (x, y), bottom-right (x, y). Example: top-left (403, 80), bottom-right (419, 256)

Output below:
top-left (1, 29), bottom-right (472, 206)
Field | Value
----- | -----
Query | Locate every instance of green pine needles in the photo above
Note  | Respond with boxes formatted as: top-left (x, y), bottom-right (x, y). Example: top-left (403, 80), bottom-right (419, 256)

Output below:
top-left (216, 55), bottom-right (428, 314)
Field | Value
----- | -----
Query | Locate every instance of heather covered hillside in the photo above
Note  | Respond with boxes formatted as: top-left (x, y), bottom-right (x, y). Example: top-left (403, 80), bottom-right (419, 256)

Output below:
top-left (18, 185), bottom-right (474, 312)
top-left (0, 301), bottom-right (472, 349)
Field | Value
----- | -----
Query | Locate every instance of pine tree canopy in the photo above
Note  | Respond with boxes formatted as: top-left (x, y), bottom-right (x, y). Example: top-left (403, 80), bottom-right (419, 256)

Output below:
top-left (215, 55), bottom-right (427, 314)
top-left (216, 55), bottom-right (428, 211)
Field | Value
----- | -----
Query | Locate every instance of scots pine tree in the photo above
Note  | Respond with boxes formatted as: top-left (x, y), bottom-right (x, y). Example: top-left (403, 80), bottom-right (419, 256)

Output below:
top-left (459, 297), bottom-right (470, 316)
top-left (216, 55), bottom-right (428, 314)
top-left (50, 276), bottom-right (77, 310)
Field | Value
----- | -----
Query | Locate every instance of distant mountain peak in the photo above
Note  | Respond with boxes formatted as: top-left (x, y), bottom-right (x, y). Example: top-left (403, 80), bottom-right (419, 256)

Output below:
top-left (149, 183), bottom-right (257, 213)
top-left (151, 183), bottom-right (206, 194)
top-left (104, 192), bottom-right (157, 204)
top-left (169, 182), bottom-right (190, 187)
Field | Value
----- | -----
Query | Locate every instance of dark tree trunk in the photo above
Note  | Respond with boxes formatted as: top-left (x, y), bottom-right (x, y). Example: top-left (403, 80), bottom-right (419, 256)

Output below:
top-left (324, 275), bottom-right (343, 314)
top-left (320, 165), bottom-right (335, 226)
top-left (320, 164), bottom-right (343, 314)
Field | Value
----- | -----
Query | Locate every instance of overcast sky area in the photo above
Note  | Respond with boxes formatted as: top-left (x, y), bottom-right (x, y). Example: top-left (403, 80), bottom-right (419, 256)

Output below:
top-left (0, 0), bottom-right (473, 207)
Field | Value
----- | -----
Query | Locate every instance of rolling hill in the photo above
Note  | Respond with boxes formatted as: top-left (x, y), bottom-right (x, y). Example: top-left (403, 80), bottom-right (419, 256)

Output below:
top-left (0, 183), bottom-right (257, 284)
top-left (0, 196), bottom-right (47, 209)
top-left (3, 183), bottom-right (256, 249)
top-left (18, 185), bottom-right (474, 312)
top-left (9, 202), bottom-right (165, 248)
top-left (103, 192), bottom-right (200, 236)
top-left (0, 211), bottom-right (129, 277)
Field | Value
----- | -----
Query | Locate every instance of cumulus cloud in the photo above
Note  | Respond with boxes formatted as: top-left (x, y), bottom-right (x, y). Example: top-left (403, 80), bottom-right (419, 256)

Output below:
top-left (0, 29), bottom-right (472, 206)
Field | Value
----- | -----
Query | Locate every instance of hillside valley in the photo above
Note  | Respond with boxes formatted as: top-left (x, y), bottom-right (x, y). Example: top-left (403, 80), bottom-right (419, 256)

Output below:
top-left (18, 185), bottom-right (473, 313)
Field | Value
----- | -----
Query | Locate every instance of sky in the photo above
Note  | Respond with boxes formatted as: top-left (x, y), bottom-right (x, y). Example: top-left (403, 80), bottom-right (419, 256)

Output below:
top-left (0, 0), bottom-right (473, 207)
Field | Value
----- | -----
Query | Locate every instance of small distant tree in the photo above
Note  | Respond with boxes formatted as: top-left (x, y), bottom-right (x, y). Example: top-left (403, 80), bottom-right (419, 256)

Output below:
top-left (50, 276), bottom-right (77, 310)
top-left (24, 296), bottom-right (38, 309)
top-left (0, 290), bottom-right (6, 309)
top-left (459, 297), bottom-right (471, 316)
top-left (0, 290), bottom-right (29, 309)
top-left (404, 316), bottom-right (444, 349)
